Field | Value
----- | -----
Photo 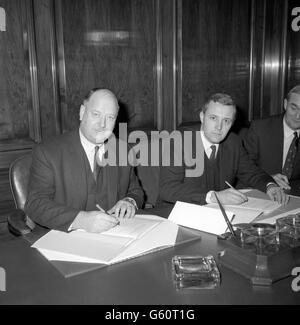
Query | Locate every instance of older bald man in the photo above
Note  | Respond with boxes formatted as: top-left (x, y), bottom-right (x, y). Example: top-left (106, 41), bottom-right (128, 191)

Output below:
top-left (25, 88), bottom-right (144, 233)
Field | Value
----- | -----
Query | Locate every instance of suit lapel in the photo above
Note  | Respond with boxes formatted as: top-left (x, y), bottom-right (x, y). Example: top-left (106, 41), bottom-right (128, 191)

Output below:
top-left (104, 137), bottom-right (119, 207)
top-left (218, 141), bottom-right (229, 189)
top-left (273, 116), bottom-right (284, 172)
top-left (66, 131), bottom-right (88, 208)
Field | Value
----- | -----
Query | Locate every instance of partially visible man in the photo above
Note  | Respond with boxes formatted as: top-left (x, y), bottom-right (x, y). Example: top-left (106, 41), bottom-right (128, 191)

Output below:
top-left (243, 85), bottom-right (300, 190)
top-left (158, 93), bottom-right (288, 207)
top-left (25, 88), bottom-right (144, 233)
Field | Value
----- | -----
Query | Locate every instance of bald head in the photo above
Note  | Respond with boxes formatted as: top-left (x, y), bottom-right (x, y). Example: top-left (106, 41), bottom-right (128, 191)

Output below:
top-left (80, 88), bottom-right (119, 144)
top-left (83, 88), bottom-right (119, 109)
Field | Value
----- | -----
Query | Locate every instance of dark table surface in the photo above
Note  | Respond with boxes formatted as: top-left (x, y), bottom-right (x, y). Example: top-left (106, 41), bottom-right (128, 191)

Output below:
top-left (0, 205), bottom-right (299, 305)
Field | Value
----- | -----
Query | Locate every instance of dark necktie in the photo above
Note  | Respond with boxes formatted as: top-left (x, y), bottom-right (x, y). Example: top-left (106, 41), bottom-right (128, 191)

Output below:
top-left (93, 145), bottom-right (100, 181)
top-left (282, 132), bottom-right (299, 180)
top-left (209, 145), bottom-right (216, 161)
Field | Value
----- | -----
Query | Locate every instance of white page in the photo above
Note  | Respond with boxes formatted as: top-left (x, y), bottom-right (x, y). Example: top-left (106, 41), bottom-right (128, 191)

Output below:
top-left (206, 204), bottom-right (262, 224)
top-left (257, 207), bottom-right (300, 225)
top-left (168, 201), bottom-right (233, 235)
top-left (32, 230), bottom-right (131, 264)
top-left (32, 215), bottom-right (175, 264)
top-left (37, 248), bottom-right (105, 264)
top-left (223, 196), bottom-right (280, 213)
top-left (100, 215), bottom-right (161, 239)
top-left (110, 219), bottom-right (178, 264)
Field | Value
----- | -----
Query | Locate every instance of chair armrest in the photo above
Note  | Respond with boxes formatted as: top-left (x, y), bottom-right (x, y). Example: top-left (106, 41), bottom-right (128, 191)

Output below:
top-left (7, 209), bottom-right (35, 236)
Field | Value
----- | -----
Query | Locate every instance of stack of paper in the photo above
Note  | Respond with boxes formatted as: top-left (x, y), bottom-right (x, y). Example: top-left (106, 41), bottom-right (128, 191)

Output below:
top-left (221, 196), bottom-right (280, 214)
top-left (32, 215), bottom-right (178, 265)
top-left (168, 201), bottom-right (234, 235)
top-left (206, 204), bottom-right (263, 225)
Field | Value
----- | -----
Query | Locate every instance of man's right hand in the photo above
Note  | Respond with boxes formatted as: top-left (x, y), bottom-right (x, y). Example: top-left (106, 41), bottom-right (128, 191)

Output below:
top-left (211, 188), bottom-right (248, 205)
top-left (271, 173), bottom-right (291, 190)
top-left (71, 211), bottom-right (119, 233)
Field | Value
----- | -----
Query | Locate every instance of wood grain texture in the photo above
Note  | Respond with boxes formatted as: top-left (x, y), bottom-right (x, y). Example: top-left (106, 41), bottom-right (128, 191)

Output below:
top-left (33, 0), bottom-right (61, 138)
top-left (58, 0), bottom-right (157, 131)
top-left (181, 0), bottom-right (251, 129)
top-left (0, 0), bottom-right (30, 141)
top-left (261, 0), bottom-right (287, 117)
top-left (287, 0), bottom-right (300, 91)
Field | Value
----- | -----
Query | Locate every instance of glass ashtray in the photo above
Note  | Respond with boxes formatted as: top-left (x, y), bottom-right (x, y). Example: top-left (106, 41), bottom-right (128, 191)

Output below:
top-left (172, 255), bottom-right (220, 289)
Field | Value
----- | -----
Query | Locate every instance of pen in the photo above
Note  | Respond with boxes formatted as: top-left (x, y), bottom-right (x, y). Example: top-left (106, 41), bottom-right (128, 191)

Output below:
top-left (225, 181), bottom-right (248, 202)
top-left (96, 204), bottom-right (120, 225)
top-left (214, 192), bottom-right (237, 238)
top-left (225, 181), bottom-right (235, 190)
top-left (96, 204), bottom-right (105, 213)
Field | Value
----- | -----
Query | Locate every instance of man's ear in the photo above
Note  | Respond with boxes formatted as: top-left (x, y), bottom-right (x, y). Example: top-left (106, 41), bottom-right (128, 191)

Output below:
top-left (200, 111), bottom-right (204, 123)
top-left (284, 99), bottom-right (288, 111)
top-left (79, 104), bottom-right (85, 121)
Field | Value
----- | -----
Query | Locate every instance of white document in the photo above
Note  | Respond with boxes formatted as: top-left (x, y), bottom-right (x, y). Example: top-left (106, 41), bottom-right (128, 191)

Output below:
top-left (206, 204), bottom-right (262, 224)
top-left (257, 207), bottom-right (300, 225)
top-left (222, 196), bottom-right (280, 214)
top-left (168, 201), bottom-right (233, 235)
top-left (32, 215), bottom-right (178, 264)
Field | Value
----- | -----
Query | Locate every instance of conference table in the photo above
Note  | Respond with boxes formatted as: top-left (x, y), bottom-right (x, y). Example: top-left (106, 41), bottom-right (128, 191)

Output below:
top-left (0, 203), bottom-right (300, 305)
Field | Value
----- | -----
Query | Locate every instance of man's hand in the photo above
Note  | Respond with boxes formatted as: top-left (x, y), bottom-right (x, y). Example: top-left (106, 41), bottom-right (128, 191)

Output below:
top-left (211, 188), bottom-right (248, 205)
top-left (72, 211), bottom-right (119, 233)
top-left (266, 184), bottom-right (289, 205)
top-left (271, 173), bottom-right (291, 190)
top-left (107, 199), bottom-right (136, 220)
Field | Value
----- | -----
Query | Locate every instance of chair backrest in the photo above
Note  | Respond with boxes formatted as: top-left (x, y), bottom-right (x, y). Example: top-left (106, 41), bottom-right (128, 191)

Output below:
top-left (9, 154), bottom-right (32, 210)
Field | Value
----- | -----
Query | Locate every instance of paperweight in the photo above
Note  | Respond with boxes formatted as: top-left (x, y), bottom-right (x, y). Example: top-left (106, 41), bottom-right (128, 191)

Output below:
top-left (172, 255), bottom-right (220, 289)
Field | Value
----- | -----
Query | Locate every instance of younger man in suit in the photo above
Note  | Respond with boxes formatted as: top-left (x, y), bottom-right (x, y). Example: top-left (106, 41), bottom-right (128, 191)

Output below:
top-left (158, 93), bottom-right (288, 207)
top-left (243, 85), bottom-right (300, 190)
top-left (25, 88), bottom-right (144, 233)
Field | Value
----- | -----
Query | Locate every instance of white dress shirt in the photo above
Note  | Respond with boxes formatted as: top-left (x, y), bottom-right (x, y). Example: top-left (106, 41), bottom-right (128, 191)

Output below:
top-left (79, 129), bottom-right (105, 172)
top-left (199, 131), bottom-right (219, 203)
top-left (200, 131), bottom-right (219, 159)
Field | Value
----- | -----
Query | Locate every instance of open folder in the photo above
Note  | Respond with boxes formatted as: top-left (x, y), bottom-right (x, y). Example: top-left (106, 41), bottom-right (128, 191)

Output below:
top-left (32, 215), bottom-right (179, 265)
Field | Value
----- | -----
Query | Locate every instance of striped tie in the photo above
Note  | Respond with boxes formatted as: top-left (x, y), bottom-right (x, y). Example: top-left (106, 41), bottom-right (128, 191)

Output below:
top-left (93, 145), bottom-right (100, 181)
top-left (209, 145), bottom-right (216, 161)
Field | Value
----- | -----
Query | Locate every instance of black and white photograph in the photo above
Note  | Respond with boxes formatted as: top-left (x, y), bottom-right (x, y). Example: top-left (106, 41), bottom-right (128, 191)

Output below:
top-left (0, 0), bottom-right (299, 307)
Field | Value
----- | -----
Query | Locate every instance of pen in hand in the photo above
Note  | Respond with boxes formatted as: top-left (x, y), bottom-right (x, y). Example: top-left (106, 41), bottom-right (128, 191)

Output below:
top-left (96, 204), bottom-right (105, 213)
top-left (225, 181), bottom-right (248, 202)
top-left (96, 204), bottom-right (120, 225)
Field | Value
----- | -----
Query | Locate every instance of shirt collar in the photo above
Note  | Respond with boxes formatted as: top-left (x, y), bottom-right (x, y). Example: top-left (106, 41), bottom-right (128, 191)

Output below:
top-left (200, 130), bottom-right (219, 153)
top-left (283, 117), bottom-right (299, 139)
top-left (79, 129), bottom-right (98, 153)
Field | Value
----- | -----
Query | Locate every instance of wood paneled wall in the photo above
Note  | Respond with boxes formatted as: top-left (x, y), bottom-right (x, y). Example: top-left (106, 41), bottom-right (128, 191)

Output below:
top-left (181, 0), bottom-right (251, 128)
top-left (0, 0), bottom-right (299, 219)
top-left (287, 0), bottom-right (300, 90)
top-left (58, 0), bottom-right (158, 132)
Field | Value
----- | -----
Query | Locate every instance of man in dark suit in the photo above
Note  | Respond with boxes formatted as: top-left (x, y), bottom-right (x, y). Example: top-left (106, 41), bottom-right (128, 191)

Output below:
top-left (243, 85), bottom-right (300, 190)
top-left (158, 93), bottom-right (288, 207)
top-left (25, 88), bottom-right (144, 233)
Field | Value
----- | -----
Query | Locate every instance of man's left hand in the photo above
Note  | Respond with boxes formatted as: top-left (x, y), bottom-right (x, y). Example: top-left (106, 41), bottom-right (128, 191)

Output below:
top-left (266, 184), bottom-right (289, 205)
top-left (107, 199), bottom-right (136, 220)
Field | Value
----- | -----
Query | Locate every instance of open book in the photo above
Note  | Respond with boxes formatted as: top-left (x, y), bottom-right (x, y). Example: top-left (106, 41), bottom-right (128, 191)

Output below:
top-left (32, 215), bottom-right (178, 265)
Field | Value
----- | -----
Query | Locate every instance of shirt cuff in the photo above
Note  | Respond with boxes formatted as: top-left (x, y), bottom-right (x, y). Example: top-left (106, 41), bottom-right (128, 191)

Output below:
top-left (123, 197), bottom-right (138, 210)
top-left (205, 191), bottom-right (215, 204)
top-left (266, 182), bottom-right (278, 191)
